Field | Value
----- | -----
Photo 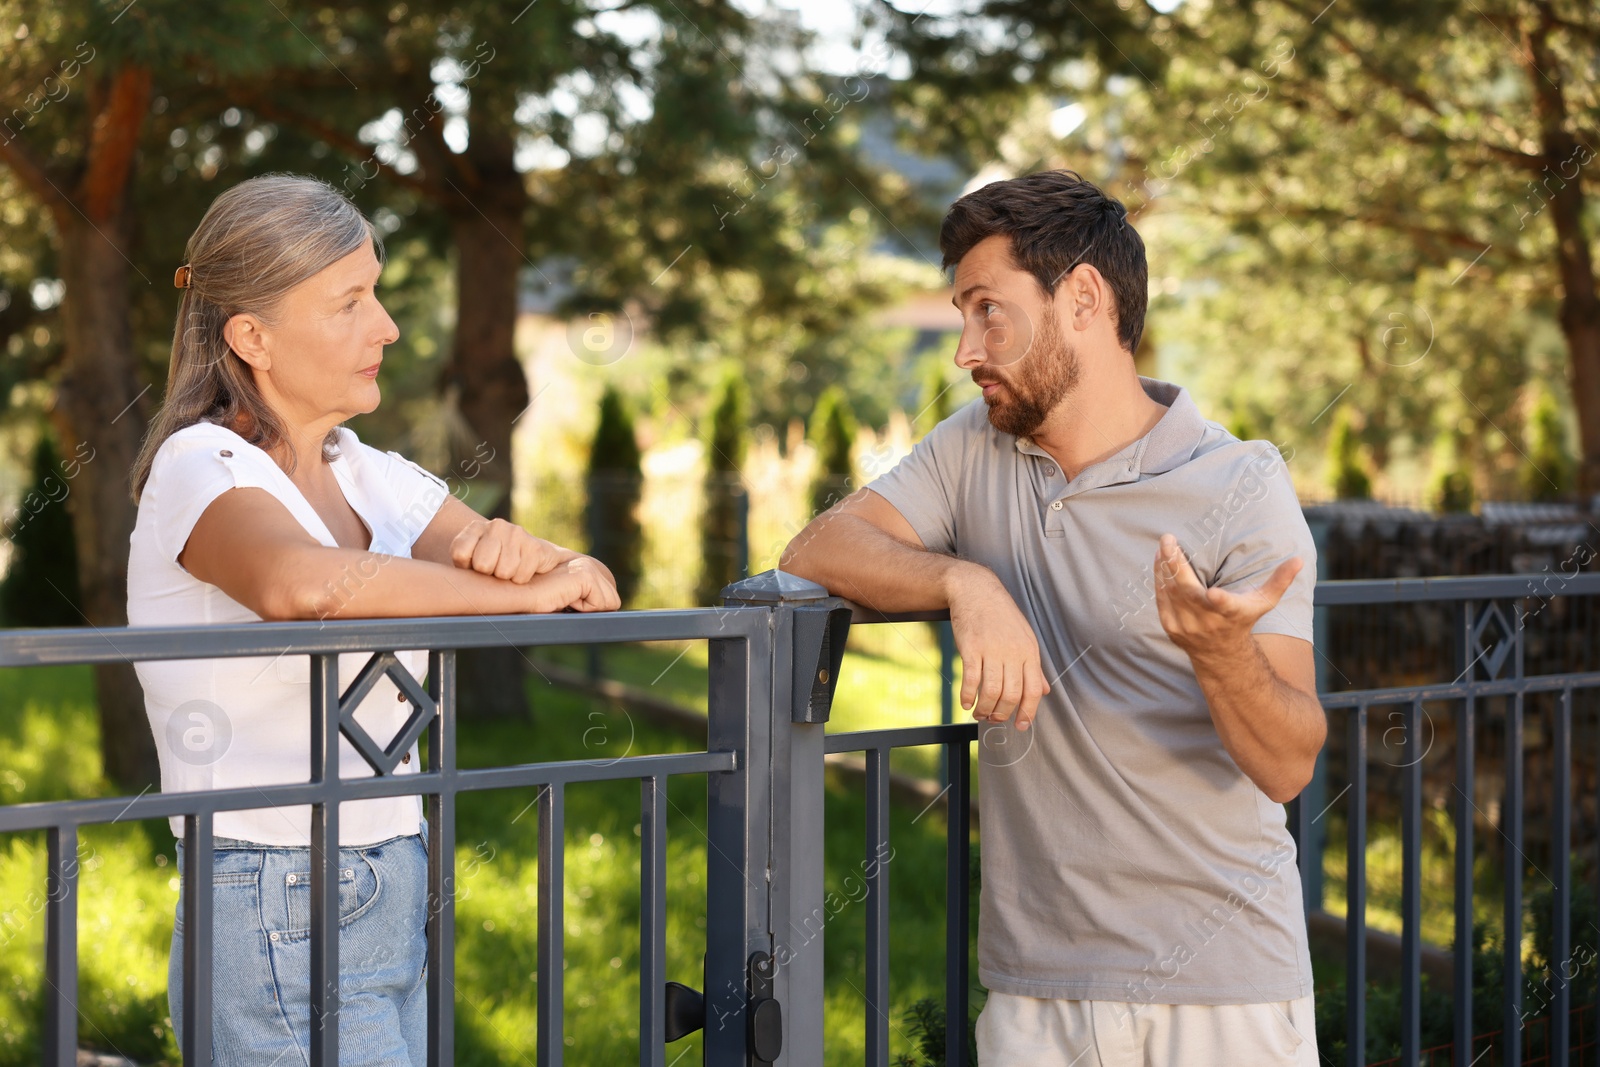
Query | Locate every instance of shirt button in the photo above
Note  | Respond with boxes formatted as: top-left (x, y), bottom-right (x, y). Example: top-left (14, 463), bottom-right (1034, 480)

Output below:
top-left (396, 691), bottom-right (407, 702)
top-left (402, 752), bottom-right (411, 764)
top-left (219, 449), bottom-right (233, 458)
top-left (1043, 465), bottom-right (1056, 477)
top-left (1050, 500), bottom-right (1064, 511)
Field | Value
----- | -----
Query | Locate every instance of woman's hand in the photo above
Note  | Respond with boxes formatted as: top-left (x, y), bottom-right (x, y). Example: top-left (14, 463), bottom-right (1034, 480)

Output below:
top-left (451, 517), bottom-right (615, 587)
top-left (521, 557), bottom-right (622, 613)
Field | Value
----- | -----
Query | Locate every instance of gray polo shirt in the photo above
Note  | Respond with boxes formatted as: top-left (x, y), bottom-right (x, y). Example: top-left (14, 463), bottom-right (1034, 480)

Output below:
top-left (868, 376), bottom-right (1316, 1005)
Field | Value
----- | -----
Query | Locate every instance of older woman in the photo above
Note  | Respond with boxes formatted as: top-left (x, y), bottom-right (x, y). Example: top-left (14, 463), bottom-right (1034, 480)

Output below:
top-left (126, 173), bottom-right (617, 1065)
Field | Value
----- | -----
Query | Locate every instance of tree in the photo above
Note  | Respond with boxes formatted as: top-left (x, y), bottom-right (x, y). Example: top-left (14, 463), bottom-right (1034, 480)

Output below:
top-left (915, 358), bottom-right (956, 439)
top-left (210, 0), bottom-right (922, 715)
top-left (808, 385), bottom-right (857, 519)
top-left (886, 0), bottom-right (1600, 492)
top-left (1, 3), bottom-right (164, 787)
top-left (0, 431), bottom-right (84, 629)
top-left (697, 371), bottom-right (747, 605)
top-left (1523, 385), bottom-right (1576, 500)
top-left (586, 386), bottom-right (643, 608)
top-left (1429, 432), bottom-right (1477, 514)
top-left (1326, 409), bottom-right (1372, 500)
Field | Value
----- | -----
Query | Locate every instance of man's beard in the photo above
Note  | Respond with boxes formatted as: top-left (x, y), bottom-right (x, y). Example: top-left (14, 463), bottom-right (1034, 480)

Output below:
top-left (976, 307), bottom-right (1080, 438)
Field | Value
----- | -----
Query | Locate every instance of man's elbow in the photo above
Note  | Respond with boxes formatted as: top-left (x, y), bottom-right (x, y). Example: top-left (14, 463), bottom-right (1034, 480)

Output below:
top-left (779, 540), bottom-right (816, 584)
top-left (1263, 744), bottom-right (1325, 804)
top-left (779, 519), bottom-right (832, 586)
top-left (1263, 774), bottom-right (1312, 805)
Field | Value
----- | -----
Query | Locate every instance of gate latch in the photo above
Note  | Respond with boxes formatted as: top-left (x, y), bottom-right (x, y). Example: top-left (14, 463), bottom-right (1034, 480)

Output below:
top-left (747, 950), bottom-right (782, 1064)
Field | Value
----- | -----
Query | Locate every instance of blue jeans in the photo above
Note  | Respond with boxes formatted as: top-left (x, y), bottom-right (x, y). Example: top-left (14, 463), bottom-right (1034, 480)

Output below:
top-left (169, 828), bottom-right (430, 1066)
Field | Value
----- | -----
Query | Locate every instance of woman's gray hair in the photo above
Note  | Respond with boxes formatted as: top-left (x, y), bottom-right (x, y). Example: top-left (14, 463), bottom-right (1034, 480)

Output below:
top-left (131, 173), bottom-right (383, 503)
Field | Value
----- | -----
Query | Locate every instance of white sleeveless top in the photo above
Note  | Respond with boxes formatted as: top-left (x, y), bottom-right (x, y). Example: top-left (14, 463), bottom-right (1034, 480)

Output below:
top-left (127, 420), bottom-right (450, 846)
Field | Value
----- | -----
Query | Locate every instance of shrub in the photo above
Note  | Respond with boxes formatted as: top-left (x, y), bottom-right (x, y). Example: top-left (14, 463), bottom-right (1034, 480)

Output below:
top-left (585, 386), bottom-right (643, 606)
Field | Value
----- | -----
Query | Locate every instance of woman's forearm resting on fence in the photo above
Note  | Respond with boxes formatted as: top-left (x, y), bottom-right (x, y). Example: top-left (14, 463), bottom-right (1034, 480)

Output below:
top-left (179, 485), bottom-right (614, 620)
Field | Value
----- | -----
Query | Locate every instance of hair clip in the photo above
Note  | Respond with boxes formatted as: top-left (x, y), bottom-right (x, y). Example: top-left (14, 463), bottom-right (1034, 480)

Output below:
top-left (174, 264), bottom-right (193, 289)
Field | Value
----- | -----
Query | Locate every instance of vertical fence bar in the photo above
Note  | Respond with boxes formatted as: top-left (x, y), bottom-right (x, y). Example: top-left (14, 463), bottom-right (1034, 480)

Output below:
top-left (43, 823), bottom-right (78, 1066)
top-left (309, 653), bottom-right (341, 1067)
top-left (703, 626), bottom-right (760, 1067)
top-left (1289, 786), bottom-right (1315, 920)
top-left (937, 622), bottom-right (956, 785)
top-left (1347, 706), bottom-right (1368, 1067)
top-left (1400, 700), bottom-right (1422, 1064)
top-left (182, 811), bottom-right (214, 1066)
top-left (1453, 694), bottom-right (1475, 1067)
top-left (1505, 692), bottom-right (1525, 1067)
top-left (639, 776), bottom-right (667, 1067)
top-left (1551, 687), bottom-right (1571, 1065)
top-left (735, 486), bottom-right (750, 582)
top-left (538, 783), bottom-right (566, 1067)
top-left (865, 746), bottom-right (890, 1067)
top-left (426, 649), bottom-right (457, 1067)
top-left (945, 737), bottom-right (971, 1067)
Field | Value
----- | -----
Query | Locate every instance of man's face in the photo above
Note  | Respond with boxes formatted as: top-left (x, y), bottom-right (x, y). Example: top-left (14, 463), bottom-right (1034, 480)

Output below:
top-left (950, 235), bottom-right (1080, 438)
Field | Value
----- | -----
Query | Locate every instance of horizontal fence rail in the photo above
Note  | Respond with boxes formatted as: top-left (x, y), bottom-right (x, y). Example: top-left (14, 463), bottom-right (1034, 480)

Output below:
top-left (0, 570), bottom-right (1597, 1066)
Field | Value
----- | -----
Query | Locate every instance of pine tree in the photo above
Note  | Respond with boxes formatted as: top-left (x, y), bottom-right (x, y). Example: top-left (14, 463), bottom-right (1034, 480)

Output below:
top-left (808, 387), bottom-right (857, 518)
top-left (585, 387), bottom-right (644, 607)
top-left (1327, 410), bottom-right (1372, 501)
top-left (1523, 387), bottom-right (1576, 501)
top-left (914, 360), bottom-right (955, 439)
top-left (1429, 433), bottom-right (1476, 514)
top-left (698, 372), bottom-right (749, 605)
top-left (0, 432), bottom-right (83, 628)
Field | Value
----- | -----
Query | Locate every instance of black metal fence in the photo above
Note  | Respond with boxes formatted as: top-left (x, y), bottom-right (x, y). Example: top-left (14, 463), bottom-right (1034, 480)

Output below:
top-left (1293, 574), bottom-right (1600, 1067)
top-left (0, 570), bottom-right (1597, 1066)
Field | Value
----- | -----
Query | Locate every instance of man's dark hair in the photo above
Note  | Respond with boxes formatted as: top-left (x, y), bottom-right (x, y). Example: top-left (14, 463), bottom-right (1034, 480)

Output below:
top-left (939, 170), bottom-right (1147, 354)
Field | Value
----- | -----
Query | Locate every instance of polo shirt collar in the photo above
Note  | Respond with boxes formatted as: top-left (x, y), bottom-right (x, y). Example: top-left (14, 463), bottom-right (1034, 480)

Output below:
top-left (1134, 377), bottom-right (1209, 475)
top-left (1014, 376), bottom-right (1209, 484)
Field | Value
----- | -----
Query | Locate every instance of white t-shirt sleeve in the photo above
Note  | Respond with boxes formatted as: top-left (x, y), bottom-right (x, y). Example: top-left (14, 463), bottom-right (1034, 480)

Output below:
top-left (374, 447), bottom-right (451, 551)
top-left (150, 434), bottom-right (283, 565)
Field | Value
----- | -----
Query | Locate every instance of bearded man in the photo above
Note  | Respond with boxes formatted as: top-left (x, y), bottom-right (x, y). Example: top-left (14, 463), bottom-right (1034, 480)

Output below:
top-left (781, 170), bottom-right (1325, 1067)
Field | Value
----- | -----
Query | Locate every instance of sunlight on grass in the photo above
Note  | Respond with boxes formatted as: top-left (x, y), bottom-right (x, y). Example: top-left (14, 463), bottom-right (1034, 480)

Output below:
top-left (535, 621), bottom-right (968, 782)
top-left (0, 658), bottom-right (970, 1065)
top-left (1320, 805), bottom-right (1503, 948)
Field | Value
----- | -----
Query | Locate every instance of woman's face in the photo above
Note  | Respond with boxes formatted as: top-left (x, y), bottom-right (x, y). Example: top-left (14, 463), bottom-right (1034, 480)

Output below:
top-left (236, 243), bottom-right (399, 430)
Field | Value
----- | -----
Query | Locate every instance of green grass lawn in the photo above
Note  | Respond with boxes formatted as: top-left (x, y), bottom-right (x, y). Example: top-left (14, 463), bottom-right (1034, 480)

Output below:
top-left (0, 625), bottom-right (976, 1066)
top-left (536, 621), bottom-right (965, 784)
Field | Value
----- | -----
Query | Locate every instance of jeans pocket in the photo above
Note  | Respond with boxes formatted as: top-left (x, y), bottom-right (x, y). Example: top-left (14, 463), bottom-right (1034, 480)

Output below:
top-left (172, 846), bottom-right (259, 935)
top-left (279, 854), bottom-right (380, 942)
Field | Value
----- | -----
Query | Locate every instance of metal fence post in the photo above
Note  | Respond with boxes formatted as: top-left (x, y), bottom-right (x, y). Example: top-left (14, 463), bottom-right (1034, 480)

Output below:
top-left (722, 570), bottom-right (843, 1067)
top-left (702, 578), bottom-right (774, 1065)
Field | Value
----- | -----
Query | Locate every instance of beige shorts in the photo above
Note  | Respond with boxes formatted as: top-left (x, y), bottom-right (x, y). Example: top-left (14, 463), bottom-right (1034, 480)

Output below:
top-left (975, 990), bottom-right (1320, 1067)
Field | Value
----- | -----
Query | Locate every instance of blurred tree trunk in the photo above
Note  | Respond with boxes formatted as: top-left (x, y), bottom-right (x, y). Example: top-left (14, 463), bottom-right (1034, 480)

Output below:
top-left (1526, 11), bottom-right (1600, 494)
top-left (441, 128), bottom-right (533, 720)
top-left (0, 64), bottom-right (159, 789)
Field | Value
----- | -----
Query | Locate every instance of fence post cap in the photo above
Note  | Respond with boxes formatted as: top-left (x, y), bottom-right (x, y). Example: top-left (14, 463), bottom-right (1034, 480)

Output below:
top-left (721, 569), bottom-right (831, 606)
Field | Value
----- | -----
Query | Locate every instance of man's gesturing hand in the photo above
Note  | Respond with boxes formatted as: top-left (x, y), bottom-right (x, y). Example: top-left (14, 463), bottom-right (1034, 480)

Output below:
top-left (1153, 533), bottom-right (1302, 657)
top-left (451, 517), bottom-right (616, 589)
top-left (946, 566), bottom-right (1051, 731)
